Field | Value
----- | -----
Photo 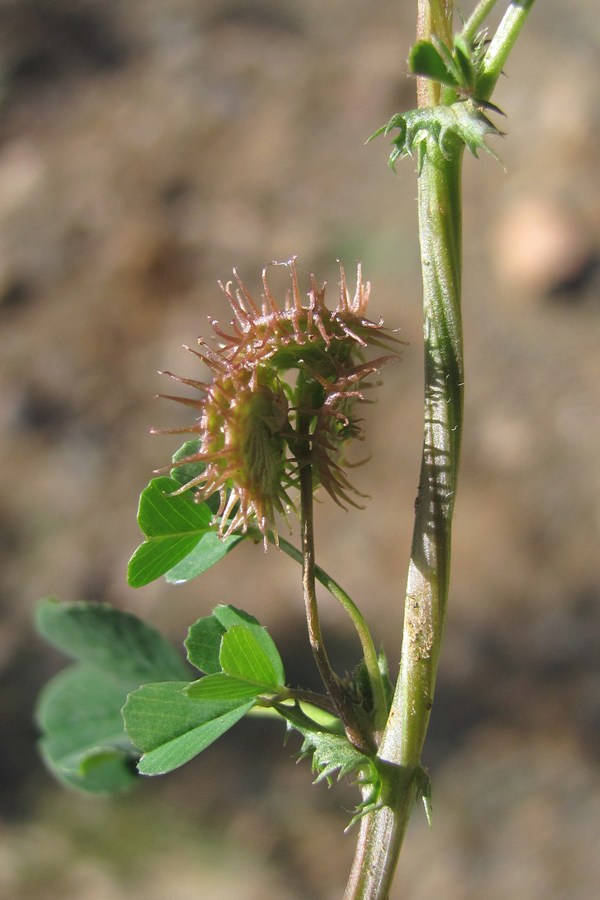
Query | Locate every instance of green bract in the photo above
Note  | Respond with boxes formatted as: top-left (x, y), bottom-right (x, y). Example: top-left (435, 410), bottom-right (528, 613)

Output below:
top-left (373, 100), bottom-right (502, 173)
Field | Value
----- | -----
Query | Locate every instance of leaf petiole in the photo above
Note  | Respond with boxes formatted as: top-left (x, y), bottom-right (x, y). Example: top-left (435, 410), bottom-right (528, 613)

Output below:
top-left (461, 0), bottom-right (501, 43)
top-left (274, 534), bottom-right (388, 735)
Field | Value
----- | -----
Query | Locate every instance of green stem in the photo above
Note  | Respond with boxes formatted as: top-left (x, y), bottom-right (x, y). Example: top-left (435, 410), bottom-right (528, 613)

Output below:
top-left (298, 454), bottom-right (374, 754)
top-left (277, 686), bottom-right (337, 715)
top-left (277, 535), bottom-right (388, 733)
top-left (345, 2), bottom-right (537, 896)
top-left (416, 0), bottom-right (453, 106)
top-left (478, 0), bottom-right (537, 98)
top-left (345, 136), bottom-right (465, 900)
top-left (462, 0), bottom-right (500, 41)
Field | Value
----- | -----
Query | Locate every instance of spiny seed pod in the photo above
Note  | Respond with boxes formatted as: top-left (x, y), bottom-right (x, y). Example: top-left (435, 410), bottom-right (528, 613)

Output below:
top-left (154, 259), bottom-right (400, 542)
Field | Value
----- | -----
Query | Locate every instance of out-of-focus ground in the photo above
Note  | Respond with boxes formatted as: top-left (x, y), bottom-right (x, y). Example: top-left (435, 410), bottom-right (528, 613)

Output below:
top-left (1, 2), bottom-right (599, 897)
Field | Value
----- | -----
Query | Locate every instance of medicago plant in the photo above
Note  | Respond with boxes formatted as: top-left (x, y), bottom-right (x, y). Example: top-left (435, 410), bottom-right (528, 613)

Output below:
top-left (34, 2), bottom-right (536, 897)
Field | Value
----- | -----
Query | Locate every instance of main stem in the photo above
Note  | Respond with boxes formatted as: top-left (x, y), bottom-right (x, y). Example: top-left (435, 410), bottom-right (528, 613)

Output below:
top-left (345, 1), bottom-right (463, 894)
top-left (345, 140), bottom-right (464, 900)
top-left (344, 1), bottom-right (537, 893)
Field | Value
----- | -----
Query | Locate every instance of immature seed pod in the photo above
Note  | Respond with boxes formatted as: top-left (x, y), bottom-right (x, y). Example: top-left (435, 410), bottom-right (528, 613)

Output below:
top-left (155, 259), bottom-right (400, 541)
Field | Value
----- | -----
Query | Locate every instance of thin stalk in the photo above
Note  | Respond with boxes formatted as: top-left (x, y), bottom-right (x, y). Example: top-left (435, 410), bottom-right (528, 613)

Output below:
top-left (297, 438), bottom-right (374, 754)
top-left (277, 686), bottom-right (337, 715)
top-left (478, 0), bottom-right (537, 98)
top-left (277, 535), bottom-right (388, 733)
top-left (462, 0), bottom-right (500, 41)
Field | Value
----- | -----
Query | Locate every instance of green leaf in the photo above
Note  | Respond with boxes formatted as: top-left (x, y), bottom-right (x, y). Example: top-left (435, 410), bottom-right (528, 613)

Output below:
top-left (36, 664), bottom-right (138, 793)
top-left (184, 605), bottom-right (262, 674)
top-left (170, 440), bottom-right (206, 487)
top-left (213, 604), bottom-right (261, 630)
top-left (35, 598), bottom-right (189, 686)
top-left (453, 34), bottom-right (476, 90)
top-left (123, 682), bottom-right (253, 775)
top-left (128, 477), bottom-right (215, 587)
top-left (137, 476), bottom-right (212, 537)
top-left (408, 40), bottom-right (459, 88)
top-left (165, 531), bottom-right (245, 584)
top-left (185, 673), bottom-right (263, 702)
top-left (35, 599), bottom-right (191, 793)
top-left (185, 615), bottom-right (226, 674)
top-left (219, 624), bottom-right (285, 689)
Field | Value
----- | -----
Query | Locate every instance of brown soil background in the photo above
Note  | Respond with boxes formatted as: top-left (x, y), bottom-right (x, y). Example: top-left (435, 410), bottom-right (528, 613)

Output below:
top-left (1, 2), bottom-right (599, 898)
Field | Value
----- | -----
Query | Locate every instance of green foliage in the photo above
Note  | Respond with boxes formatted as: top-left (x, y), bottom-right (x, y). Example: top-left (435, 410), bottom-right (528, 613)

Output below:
top-left (35, 601), bottom-right (293, 785)
top-left (36, 664), bottom-right (137, 793)
top-left (184, 605), bottom-right (261, 673)
top-left (35, 599), bottom-right (189, 792)
top-left (185, 606), bottom-right (285, 698)
top-left (219, 624), bottom-right (285, 688)
top-left (128, 476), bottom-right (214, 587)
top-left (121, 604), bottom-right (286, 775)
top-left (185, 614), bottom-right (228, 674)
top-left (169, 440), bottom-right (207, 489)
top-left (128, 466), bottom-right (246, 588)
top-left (371, 29), bottom-right (506, 174)
top-left (35, 598), bottom-right (189, 683)
top-left (122, 682), bottom-right (254, 775)
top-left (409, 35), bottom-right (479, 95)
top-left (410, 39), bottom-right (462, 89)
top-left (185, 673), bottom-right (263, 702)
top-left (164, 531), bottom-right (244, 584)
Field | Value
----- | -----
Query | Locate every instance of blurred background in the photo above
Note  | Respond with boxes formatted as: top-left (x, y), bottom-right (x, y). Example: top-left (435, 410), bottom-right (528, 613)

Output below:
top-left (1, 1), bottom-right (599, 897)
